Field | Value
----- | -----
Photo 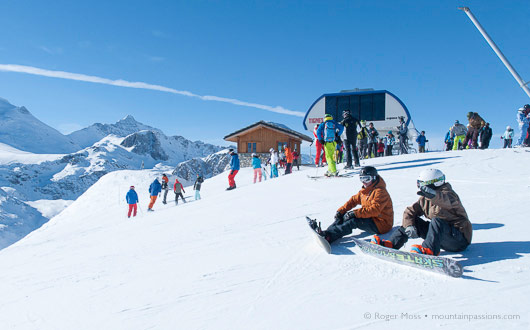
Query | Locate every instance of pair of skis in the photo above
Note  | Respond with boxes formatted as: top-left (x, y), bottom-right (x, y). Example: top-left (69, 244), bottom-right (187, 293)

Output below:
top-left (305, 217), bottom-right (463, 278)
top-left (307, 169), bottom-right (359, 180)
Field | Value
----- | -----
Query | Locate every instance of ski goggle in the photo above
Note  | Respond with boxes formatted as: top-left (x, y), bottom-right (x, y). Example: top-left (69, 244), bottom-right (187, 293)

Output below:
top-left (417, 175), bottom-right (445, 188)
top-left (359, 175), bottom-right (374, 184)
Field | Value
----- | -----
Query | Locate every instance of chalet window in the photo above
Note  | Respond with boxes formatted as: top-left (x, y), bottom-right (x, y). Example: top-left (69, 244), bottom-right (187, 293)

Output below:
top-left (247, 142), bottom-right (256, 153)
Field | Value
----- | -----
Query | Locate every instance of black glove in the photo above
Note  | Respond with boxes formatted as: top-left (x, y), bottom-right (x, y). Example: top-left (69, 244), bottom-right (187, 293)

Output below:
top-left (343, 211), bottom-right (356, 221)
top-left (318, 139), bottom-right (325, 145)
top-left (334, 211), bottom-right (344, 225)
top-left (417, 185), bottom-right (436, 199)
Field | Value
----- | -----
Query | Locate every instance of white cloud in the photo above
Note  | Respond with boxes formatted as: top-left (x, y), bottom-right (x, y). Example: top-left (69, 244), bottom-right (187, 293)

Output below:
top-left (39, 46), bottom-right (63, 55)
top-left (0, 64), bottom-right (304, 117)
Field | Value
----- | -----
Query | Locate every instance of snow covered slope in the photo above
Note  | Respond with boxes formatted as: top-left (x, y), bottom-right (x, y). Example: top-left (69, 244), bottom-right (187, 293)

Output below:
top-left (0, 149), bottom-right (528, 329)
top-left (0, 98), bottom-right (80, 154)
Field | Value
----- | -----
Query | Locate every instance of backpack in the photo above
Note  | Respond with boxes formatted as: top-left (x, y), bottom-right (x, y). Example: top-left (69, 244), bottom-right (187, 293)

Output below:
top-left (324, 121), bottom-right (336, 142)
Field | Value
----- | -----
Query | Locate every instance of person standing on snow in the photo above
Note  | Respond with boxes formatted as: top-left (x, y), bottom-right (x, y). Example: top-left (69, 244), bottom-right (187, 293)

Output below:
top-left (147, 178), bottom-right (162, 211)
top-left (161, 174), bottom-right (169, 204)
top-left (268, 148), bottom-right (279, 178)
top-left (366, 122), bottom-right (379, 158)
top-left (377, 138), bottom-right (385, 157)
top-left (126, 185), bottom-right (139, 218)
top-left (372, 169), bottom-right (472, 256)
top-left (252, 153), bottom-right (263, 183)
top-left (226, 149), bottom-right (240, 190)
top-left (309, 166), bottom-right (393, 243)
top-left (316, 114), bottom-right (344, 176)
top-left (173, 178), bottom-right (187, 204)
top-left (385, 131), bottom-right (395, 156)
top-left (501, 126), bottom-right (515, 148)
top-left (193, 174), bottom-right (203, 200)
top-left (313, 124), bottom-right (326, 167)
top-left (357, 120), bottom-right (369, 159)
top-left (340, 109), bottom-right (361, 169)
top-left (463, 111), bottom-right (486, 149)
top-left (516, 105), bottom-right (530, 146)
top-left (479, 123), bottom-right (493, 149)
top-left (444, 129), bottom-right (453, 151)
top-left (284, 144), bottom-right (293, 175)
top-left (292, 150), bottom-right (300, 171)
top-left (397, 116), bottom-right (409, 154)
top-left (450, 120), bottom-right (467, 150)
top-left (416, 131), bottom-right (428, 153)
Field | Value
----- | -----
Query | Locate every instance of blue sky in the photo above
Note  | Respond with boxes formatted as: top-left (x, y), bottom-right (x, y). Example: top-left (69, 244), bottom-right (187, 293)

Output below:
top-left (1, 0), bottom-right (529, 151)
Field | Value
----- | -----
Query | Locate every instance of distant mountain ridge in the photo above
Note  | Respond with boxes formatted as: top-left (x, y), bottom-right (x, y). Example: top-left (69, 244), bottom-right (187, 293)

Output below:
top-left (0, 98), bottom-right (80, 154)
top-left (68, 115), bottom-right (162, 149)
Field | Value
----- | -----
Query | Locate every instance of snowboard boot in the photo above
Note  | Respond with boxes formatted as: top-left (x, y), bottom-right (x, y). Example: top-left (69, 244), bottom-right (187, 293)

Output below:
top-left (410, 244), bottom-right (436, 255)
top-left (147, 208), bottom-right (154, 212)
top-left (370, 235), bottom-right (393, 248)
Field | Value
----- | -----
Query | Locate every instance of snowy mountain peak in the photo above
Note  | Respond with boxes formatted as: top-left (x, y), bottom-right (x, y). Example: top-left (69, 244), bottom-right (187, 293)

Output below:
top-left (0, 97), bottom-right (80, 154)
top-left (0, 97), bottom-right (16, 112)
top-left (118, 114), bottom-right (139, 124)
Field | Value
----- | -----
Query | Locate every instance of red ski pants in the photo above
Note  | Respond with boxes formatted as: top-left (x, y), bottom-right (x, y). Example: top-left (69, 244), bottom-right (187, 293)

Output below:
top-left (228, 170), bottom-right (238, 187)
top-left (315, 141), bottom-right (326, 165)
top-left (128, 203), bottom-right (137, 217)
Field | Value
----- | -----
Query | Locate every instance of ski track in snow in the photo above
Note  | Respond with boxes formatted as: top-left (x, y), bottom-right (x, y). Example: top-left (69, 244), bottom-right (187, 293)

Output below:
top-left (0, 149), bottom-right (529, 329)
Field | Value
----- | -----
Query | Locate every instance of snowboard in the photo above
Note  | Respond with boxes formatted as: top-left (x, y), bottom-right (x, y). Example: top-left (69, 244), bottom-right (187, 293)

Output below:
top-left (351, 237), bottom-right (463, 278)
top-left (306, 217), bottom-right (331, 254)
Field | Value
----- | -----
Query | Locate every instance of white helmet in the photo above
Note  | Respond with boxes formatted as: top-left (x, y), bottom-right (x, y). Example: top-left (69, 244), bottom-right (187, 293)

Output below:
top-left (251, 153), bottom-right (257, 157)
top-left (506, 126), bottom-right (511, 130)
top-left (269, 148), bottom-right (274, 152)
top-left (417, 169), bottom-right (445, 188)
top-left (519, 107), bottom-right (524, 112)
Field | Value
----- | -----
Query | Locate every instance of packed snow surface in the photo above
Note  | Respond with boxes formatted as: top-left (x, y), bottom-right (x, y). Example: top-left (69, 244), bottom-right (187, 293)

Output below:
top-left (0, 149), bottom-right (528, 329)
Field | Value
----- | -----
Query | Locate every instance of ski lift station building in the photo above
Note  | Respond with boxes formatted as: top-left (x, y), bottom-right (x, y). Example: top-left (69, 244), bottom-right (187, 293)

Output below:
top-left (303, 90), bottom-right (418, 140)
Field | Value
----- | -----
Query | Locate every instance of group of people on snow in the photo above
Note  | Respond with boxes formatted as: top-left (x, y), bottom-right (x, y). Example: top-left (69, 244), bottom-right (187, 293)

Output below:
top-left (444, 105), bottom-right (530, 150)
top-left (225, 144), bottom-right (302, 190)
top-left (309, 166), bottom-right (472, 257)
top-left (125, 173), bottom-right (204, 216)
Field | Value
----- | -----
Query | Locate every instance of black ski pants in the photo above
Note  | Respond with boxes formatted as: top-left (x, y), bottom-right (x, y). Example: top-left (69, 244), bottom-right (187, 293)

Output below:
top-left (174, 192), bottom-right (186, 204)
top-left (388, 217), bottom-right (469, 255)
top-left (325, 216), bottom-right (380, 244)
top-left (344, 137), bottom-right (360, 167)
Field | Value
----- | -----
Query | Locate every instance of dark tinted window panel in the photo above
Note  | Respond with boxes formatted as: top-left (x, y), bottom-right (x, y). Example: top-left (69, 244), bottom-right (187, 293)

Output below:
top-left (360, 95), bottom-right (373, 121)
top-left (373, 93), bottom-right (385, 121)
top-left (325, 96), bottom-right (337, 119)
top-left (338, 96), bottom-right (350, 117)
top-left (350, 96), bottom-right (361, 120)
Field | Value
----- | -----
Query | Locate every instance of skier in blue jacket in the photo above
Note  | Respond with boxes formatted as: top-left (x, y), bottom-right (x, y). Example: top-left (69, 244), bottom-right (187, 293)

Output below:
top-left (147, 178), bottom-right (162, 211)
top-left (316, 114), bottom-right (344, 176)
top-left (416, 131), bottom-right (428, 153)
top-left (126, 186), bottom-right (139, 218)
top-left (227, 149), bottom-right (240, 190)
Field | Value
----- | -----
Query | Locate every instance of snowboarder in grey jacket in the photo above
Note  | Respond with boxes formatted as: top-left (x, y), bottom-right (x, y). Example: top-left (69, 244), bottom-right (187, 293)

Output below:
top-left (194, 174), bottom-right (203, 200)
top-left (397, 117), bottom-right (408, 154)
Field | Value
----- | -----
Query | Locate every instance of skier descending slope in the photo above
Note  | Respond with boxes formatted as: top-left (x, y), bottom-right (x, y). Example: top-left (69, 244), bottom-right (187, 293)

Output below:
top-left (311, 166), bottom-right (394, 243)
top-left (125, 185), bottom-right (139, 218)
top-left (226, 149), bottom-right (240, 190)
top-left (147, 178), bottom-right (162, 211)
top-left (372, 169), bottom-right (472, 255)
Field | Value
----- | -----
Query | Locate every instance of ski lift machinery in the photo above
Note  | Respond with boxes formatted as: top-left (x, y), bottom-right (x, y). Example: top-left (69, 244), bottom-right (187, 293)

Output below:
top-left (303, 89), bottom-right (419, 143)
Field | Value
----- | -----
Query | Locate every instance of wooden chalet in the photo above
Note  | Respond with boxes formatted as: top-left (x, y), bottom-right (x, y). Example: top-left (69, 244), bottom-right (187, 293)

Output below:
top-left (224, 121), bottom-right (312, 154)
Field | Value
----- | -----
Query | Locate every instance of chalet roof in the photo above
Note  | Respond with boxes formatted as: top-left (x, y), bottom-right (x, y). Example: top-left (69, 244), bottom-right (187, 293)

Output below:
top-left (224, 121), bottom-right (312, 142)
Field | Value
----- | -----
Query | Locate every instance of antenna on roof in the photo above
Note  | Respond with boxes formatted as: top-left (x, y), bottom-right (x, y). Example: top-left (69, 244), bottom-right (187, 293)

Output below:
top-left (339, 88), bottom-right (374, 93)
